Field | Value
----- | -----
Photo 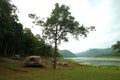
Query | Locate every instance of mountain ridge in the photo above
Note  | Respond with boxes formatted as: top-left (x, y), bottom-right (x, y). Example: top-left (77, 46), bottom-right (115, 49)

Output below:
top-left (58, 48), bottom-right (114, 57)
top-left (58, 50), bottom-right (76, 57)
top-left (76, 48), bottom-right (113, 57)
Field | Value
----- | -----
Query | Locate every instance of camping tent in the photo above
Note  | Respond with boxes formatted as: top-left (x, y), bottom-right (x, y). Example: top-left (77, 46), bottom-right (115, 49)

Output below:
top-left (24, 56), bottom-right (43, 67)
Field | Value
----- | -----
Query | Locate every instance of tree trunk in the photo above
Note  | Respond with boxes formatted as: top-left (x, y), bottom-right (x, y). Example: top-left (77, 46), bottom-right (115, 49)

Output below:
top-left (53, 39), bottom-right (57, 69)
top-left (3, 44), bottom-right (8, 57)
top-left (53, 26), bottom-right (58, 69)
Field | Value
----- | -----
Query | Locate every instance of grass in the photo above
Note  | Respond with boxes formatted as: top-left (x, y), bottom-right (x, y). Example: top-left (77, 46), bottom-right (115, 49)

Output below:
top-left (0, 76), bottom-right (4, 80)
top-left (0, 58), bottom-right (19, 71)
top-left (0, 58), bottom-right (120, 80)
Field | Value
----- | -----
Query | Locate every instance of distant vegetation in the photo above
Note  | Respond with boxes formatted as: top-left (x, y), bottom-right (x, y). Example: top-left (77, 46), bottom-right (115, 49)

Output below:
top-left (76, 48), bottom-right (113, 57)
top-left (53, 48), bottom-right (120, 58)
top-left (58, 50), bottom-right (76, 57)
top-left (59, 48), bottom-right (120, 57)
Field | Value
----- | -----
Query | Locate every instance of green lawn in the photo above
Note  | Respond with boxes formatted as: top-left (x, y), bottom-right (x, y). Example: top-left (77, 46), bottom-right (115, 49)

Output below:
top-left (0, 58), bottom-right (120, 80)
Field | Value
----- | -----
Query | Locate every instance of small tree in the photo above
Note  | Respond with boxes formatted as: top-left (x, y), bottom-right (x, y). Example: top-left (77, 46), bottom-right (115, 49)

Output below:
top-left (29, 3), bottom-right (95, 69)
top-left (112, 41), bottom-right (120, 54)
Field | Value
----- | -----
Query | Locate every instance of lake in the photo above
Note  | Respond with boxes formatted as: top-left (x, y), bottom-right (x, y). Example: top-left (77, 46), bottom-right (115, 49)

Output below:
top-left (66, 57), bottom-right (120, 66)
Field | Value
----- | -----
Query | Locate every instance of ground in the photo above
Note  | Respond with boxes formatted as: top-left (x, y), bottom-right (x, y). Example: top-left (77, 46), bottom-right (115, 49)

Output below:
top-left (0, 58), bottom-right (120, 80)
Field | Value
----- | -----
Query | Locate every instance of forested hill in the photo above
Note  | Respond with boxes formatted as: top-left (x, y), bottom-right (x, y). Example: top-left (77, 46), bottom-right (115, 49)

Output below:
top-left (58, 50), bottom-right (76, 57)
top-left (76, 48), bottom-right (113, 57)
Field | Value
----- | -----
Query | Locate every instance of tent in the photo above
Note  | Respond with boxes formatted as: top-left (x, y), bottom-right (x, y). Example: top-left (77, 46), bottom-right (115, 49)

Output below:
top-left (24, 56), bottom-right (43, 67)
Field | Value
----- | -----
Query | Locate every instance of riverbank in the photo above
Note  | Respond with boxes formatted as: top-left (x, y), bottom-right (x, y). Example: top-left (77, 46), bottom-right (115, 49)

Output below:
top-left (0, 58), bottom-right (120, 80)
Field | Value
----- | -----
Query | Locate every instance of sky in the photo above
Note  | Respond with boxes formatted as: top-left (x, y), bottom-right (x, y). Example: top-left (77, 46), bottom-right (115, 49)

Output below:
top-left (11, 0), bottom-right (120, 53)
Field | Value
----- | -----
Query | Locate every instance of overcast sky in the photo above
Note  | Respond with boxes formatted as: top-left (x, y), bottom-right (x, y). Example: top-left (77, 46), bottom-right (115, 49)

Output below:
top-left (11, 0), bottom-right (120, 53)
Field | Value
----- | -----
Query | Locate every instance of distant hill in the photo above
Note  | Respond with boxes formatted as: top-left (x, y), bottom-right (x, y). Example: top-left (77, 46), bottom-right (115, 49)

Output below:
top-left (58, 50), bottom-right (76, 57)
top-left (76, 48), bottom-right (113, 57)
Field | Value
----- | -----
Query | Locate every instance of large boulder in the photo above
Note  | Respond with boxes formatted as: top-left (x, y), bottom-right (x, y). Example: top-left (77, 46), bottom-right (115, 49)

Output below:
top-left (57, 61), bottom-right (69, 67)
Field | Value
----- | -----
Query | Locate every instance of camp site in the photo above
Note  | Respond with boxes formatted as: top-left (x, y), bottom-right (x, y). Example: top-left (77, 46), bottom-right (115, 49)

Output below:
top-left (1, 0), bottom-right (120, 80)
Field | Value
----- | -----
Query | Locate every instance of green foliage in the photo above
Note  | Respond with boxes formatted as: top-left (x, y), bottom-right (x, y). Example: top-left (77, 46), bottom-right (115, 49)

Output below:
top-left (0, 0), bottom-right (20, 56)
top-left (112, 41), bottom-right (120, 54)
top-left (29, 3), bottom-right (95, 43)
top-left (22, 28), bottom-right (53, 57)
top-left (0, 0), bottom-right (54, 57)
top-left (22, 28), bottom-right (35, 55)
top-left (34, 34), bottom-right (53, 57)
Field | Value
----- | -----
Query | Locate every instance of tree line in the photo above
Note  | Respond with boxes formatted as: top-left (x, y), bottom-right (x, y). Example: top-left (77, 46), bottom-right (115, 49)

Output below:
top-left (0, 0), bottom-right (54, 57)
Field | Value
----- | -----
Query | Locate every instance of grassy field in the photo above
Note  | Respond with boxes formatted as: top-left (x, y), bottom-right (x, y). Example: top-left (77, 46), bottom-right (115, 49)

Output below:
top-left (0, 58), bottom-right (120, 80)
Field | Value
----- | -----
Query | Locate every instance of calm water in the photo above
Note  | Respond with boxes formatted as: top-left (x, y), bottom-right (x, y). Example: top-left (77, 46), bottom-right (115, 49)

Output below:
top-left (66, 57), bottom-right (120, 66)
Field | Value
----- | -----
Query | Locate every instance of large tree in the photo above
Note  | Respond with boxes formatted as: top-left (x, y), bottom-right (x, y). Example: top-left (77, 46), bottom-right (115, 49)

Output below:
top-left (29, 3), bottom-right (95, 69)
